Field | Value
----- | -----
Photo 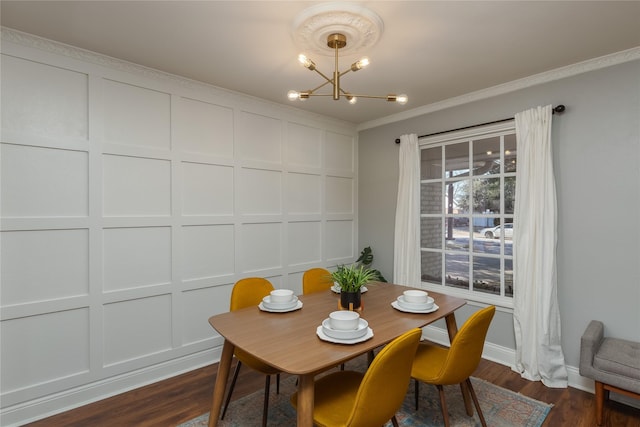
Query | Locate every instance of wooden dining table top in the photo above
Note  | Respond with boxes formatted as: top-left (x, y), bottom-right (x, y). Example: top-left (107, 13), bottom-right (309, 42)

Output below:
top-left (208, 281), bottom-right (466, 375)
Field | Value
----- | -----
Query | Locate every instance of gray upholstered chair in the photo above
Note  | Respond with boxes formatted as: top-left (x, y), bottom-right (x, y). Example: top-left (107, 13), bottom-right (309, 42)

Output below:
top-left (579, 320), bottom-right (640, 426)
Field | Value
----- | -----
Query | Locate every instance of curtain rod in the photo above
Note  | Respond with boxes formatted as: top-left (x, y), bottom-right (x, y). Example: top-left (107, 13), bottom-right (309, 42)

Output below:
top-left (394, 104), bottom-right (566, 144)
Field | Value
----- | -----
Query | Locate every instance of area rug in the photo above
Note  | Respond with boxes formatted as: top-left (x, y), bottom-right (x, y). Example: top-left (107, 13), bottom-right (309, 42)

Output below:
top-left (181, 363), bottom-right (552, 427)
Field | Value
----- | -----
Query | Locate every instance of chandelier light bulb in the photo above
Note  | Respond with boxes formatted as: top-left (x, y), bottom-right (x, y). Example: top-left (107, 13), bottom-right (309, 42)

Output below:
top-left (347, 95), bottom-right (358, 104)
top-left (396, 94), bottom-right (408, 105)
top-left (287, 90), bottom-right (300, 101)
top-left (351, 57), bottom-right (370, 72)
top-left (298, 54), bottom-right (315, 70)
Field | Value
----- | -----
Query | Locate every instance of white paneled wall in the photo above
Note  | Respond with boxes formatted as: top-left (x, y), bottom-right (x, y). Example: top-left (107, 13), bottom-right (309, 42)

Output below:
top-left (0, 29), bottom-right (357, 426)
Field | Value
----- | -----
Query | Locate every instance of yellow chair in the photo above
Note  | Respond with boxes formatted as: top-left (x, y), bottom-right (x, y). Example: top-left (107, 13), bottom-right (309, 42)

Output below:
top-left (291, 328), bottom-right (421, 427)
top-left (221, 277), bottom-right (281, 427)
top-left (411, 305), bottom-right (496, 427)
top-left (302, 267), bottom-right (334, 294)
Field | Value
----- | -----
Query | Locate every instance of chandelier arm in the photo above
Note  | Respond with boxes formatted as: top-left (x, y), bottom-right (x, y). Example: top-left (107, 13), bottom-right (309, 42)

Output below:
top-left (338, 68), bottom-right (354, 78)
top-left (348, 94), bottom-right (394, 100)
top-left (308, 79), bottom-right (333, 94)
top-left (311, 68), bottom-right (334, 85)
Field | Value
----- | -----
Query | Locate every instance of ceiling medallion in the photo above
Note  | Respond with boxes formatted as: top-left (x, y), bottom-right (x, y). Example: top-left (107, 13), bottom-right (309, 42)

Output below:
top-left (291, 2), bottom-right (384, 57)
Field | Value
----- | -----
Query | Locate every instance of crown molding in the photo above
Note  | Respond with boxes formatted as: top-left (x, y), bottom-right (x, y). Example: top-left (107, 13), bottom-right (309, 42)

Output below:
top-left (358, 46), bottom-right (640, 131)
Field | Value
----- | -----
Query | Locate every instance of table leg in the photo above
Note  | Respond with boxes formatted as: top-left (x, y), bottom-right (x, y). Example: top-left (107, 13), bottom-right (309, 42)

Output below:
top-left (297, 373), bottom-right (315, 427)
top-left (208, 340), bottom-right (235, 427)
top-left (445, 313), bottom-right (473, 416)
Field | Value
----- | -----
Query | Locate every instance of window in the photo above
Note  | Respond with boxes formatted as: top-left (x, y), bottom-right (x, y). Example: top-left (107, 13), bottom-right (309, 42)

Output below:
top-left (419, 122), bottom-right (516, 306)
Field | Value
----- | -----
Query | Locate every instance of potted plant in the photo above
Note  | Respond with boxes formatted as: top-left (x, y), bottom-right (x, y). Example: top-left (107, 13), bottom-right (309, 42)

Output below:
top-left (331, 263), bottom-right (378, 310)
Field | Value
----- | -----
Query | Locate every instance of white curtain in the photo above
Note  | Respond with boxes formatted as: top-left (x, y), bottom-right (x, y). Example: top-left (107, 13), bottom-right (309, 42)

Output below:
top-left (513, 105), bottom-right (568, 388)
top-left (393, 134), bottom-right (421, 286)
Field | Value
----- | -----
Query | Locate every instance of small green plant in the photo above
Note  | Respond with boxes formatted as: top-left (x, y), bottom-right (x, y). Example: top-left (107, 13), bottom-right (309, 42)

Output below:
top-left (331, 264), bottom-right (378, 293)
top-left (356, 246), bottom-right (387, 282)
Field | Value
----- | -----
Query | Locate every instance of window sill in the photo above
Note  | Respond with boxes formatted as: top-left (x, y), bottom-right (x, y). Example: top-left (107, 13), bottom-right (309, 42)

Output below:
top-left (420, 281), bottom-right (514, 311)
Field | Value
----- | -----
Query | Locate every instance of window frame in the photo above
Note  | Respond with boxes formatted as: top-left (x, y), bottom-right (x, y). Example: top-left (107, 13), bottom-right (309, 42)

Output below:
top-left (418, 121), bottom-right (516, 309)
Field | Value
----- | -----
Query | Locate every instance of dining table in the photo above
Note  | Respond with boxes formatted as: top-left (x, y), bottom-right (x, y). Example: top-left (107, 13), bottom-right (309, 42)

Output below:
top-left (207, 281), bottom-right (467, 427)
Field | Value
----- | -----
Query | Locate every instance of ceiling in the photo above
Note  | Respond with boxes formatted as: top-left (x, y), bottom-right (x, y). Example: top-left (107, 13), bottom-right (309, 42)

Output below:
top-left (2, 1), bottom-right (639, 125)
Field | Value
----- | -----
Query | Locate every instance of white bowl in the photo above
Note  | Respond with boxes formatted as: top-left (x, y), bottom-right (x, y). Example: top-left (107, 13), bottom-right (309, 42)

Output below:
top-left (329, 310), bottom-right (360, 330)
top-left (403, 289), bottom-right (429, 304)
top-left (262, 295), bottom-right (298, 308)
top-left (322, 318), bottom-right (368, 340)
top-left (270, 289), bottom-right (294, 303)
top-left (397, 295), bottom-right (435, 310)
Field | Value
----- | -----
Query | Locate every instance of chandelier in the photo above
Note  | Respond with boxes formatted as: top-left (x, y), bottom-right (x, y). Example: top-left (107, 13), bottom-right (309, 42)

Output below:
top-left (287, 3), bottom-right (407, 106)
top-left (288, 33), bottom-right (407, 105)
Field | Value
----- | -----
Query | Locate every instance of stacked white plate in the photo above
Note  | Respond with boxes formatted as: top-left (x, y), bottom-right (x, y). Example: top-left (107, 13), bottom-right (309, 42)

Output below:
top-left (259, 295), bottom-right (302, 312)
top-left (316, 318), bottom-right (373, 344)
top-left (392, 295), bottom-right (438, 313)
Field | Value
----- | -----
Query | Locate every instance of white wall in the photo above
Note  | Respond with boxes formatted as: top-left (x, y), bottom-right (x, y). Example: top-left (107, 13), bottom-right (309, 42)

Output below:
top-left (358, 54), bottom-right (640, 393)
top-left (0, 28), bottom-right (358, 426)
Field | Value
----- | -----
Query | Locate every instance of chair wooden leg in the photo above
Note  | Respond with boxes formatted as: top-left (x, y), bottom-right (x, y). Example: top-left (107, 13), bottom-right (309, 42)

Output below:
top-left (414, 379), bottom-right (420, 410)
top-left (262, 375), bottom-right (271, 427)
top-left (466, 378), bottom-right (487, 427)
top-left (221, 360), bottom-right (242, 420)
top-left (595, 381), bottom-right (605, 426)
top-left (437, 385), bottom-right (450, 427)
top-left (276, 373), bottom-right (280, 394)
top-left (391, 415), bottom-right (400, 427)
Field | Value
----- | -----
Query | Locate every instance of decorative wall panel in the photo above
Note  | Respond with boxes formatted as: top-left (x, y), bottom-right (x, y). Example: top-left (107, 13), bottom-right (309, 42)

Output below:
top-left (326, 220), bottom-right (355, 261)
top-left (181, 224), bottom-right (235, 280)
top-left (176, 97), bottom-right (233, 157)
top-left (181, 162), bottom-right (234, 216)
top-left (103, 79), bottom-right (171, 149)
top-left (0, 55), bottom-right (88, 139)
top-left (325, 131), bottom-right (354, 172)
top-left (238, 168), bottom-right (282, 215)
top-left (181, 285), bottom-right (232, 345)
top-left (0, 308), bottom-right (90, 393)
top-left (102, 154), bottom-right (171, 216)
top-left (238, 111), bottom-right (282, 164)
top-left (286, 172), bottom-right (321, 214)
top-left (240, 223), bottom-right (282, 272)
top-left (287, 122), bottom-right (322, 168)
top-left (103, 295), bottom-right (172, 366)
top-left (1, 229), bottom-right (89, 306)
top-left (287, 221), bottom-right (322, 266)
top-left (103, 227), bottom-right (172, 291)
top-left (325, 176), bottom-right (354, 214)
top-left (1, 144), bottom-right (88, 218)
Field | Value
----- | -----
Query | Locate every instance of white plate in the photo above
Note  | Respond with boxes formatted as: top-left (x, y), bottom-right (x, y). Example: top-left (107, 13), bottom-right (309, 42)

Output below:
top-left (396, 295), bottom-right (435, 311)
top-left (321, 318), bottom-right (369, 340)
top-left (316, 325), bottom-right (373, 344)
top-left (262, 295), bottom-right (299, 310)
top-left (391, 301), bottom-right (439, 314)
top-left (259, 300), bottom-right (303, 312)
top-left (331, 285), bottom-right (368, 294)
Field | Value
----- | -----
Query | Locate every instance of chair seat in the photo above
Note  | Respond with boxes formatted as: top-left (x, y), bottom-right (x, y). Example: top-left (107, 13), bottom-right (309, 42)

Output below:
top-left (294, 371), bottom-right (363, 427)
top-left (411, 343), bottom-right (448, 383)
top-left (594, 337), bottom-right (640, 381)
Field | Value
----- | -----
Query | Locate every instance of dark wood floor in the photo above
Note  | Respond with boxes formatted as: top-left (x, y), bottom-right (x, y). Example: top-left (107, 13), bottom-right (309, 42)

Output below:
top-left (24, 357), bottom-right (640, 427)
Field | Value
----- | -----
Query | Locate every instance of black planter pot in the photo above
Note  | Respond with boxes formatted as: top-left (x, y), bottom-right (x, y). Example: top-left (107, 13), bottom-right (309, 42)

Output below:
top-left (340, 290), bottom-right (362, 311)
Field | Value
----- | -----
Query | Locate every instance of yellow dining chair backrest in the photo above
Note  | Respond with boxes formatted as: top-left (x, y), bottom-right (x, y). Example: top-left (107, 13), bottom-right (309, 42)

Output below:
top-left (345, 328), bottom-right (421, 426)
top-left (230, 277), bottom-right (274, 311)
top-left (302, 268), bottom-right (334, 294)
top-left (431, 305), bottom-right (495, 385)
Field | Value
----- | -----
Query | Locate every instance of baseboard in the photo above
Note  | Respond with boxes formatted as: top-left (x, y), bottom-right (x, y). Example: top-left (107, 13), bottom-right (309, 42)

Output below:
top-left (422, 326), bottom-right (592, 388)
top-left (0, 348), bottom-right (221, 427)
